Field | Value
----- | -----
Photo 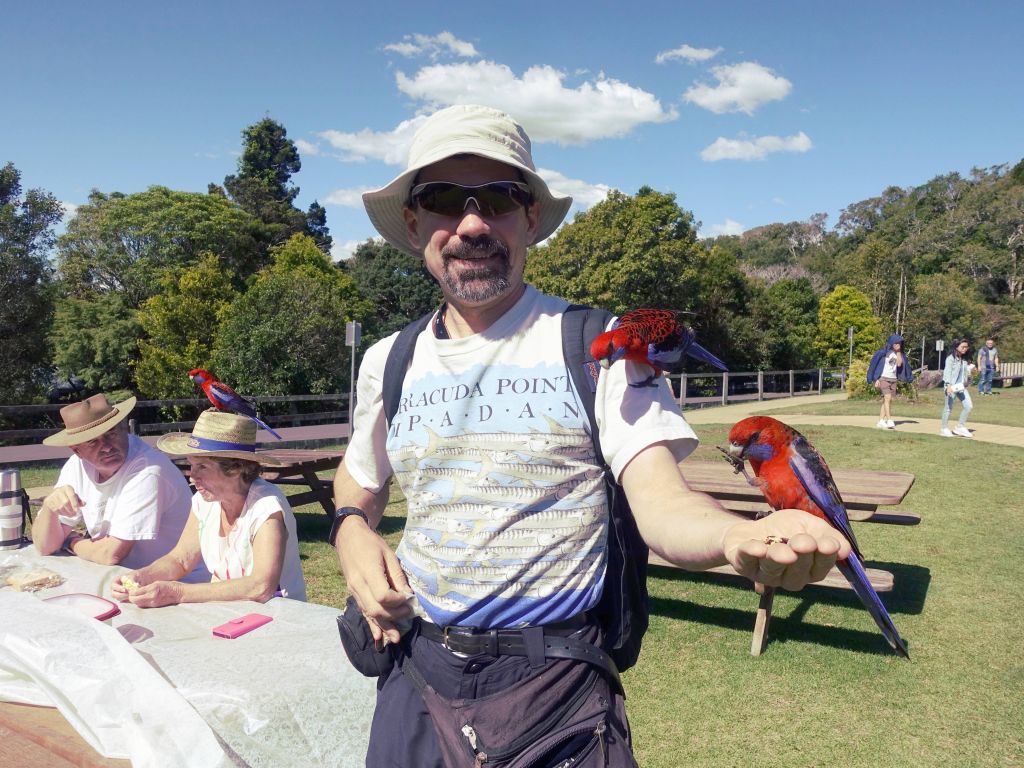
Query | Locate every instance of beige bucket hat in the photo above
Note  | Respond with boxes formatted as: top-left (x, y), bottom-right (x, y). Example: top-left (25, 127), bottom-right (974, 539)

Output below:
top-left (156, 409), bottom-right (282, 465)
top-left (43, 394), bottom-right (137, 447)
top-left (362, 104), bottom-right (573, 257)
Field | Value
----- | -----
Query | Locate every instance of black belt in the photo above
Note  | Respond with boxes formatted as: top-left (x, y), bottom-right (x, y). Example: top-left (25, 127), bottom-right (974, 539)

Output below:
top-left (415, 614), bottom-right (621, 690)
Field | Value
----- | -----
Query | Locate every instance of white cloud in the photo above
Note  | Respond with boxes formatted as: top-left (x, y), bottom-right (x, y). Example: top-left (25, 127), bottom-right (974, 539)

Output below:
top-left (702, 219), bottom-right (746, 238)
top-left (772, 196), bottom-right (786, 205)
top-left (684, 62), bottom-right (792, 114)
top-left (295, 138), bottom-right (320, 156)
top-left (323, 187), bottom-right (377, 208)
top-left (319, 116), bottom-right (427, 163)
top-left (700, 131), bottom-right (812, 161)
top-left (537, 168), bottom-right (611, 209)
top-left (655, 44), bottom-right (723, 64)
top-left (331, 238), bottom-right (365, 262)
top-left (60, 201), bottom-right (79, 220)
top-left (384, 32), bottom-right (479, 59)
top-left (394, 61), bottom-right (676, 144)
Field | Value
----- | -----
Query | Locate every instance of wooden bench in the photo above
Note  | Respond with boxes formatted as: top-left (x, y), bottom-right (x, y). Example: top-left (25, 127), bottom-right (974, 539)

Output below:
top-left (652, 459), bottom-right (916, 655)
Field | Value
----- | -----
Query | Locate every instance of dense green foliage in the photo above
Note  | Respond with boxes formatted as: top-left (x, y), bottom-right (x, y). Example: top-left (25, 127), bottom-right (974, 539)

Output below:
top-left (135, 255), bottom-right (238, 399)
top-left (342, 238), bottom-right (443, 349)
top-left (710, 160), bottom-right (1024, 359)
top-left (213, 234), bottom-right (370, 395)
top-left (0, 163), bottom-right (63, 402)
top-left (223, 117), bottom-right (332, 253)
top-left (4, 132), bottom-right (1021, 404)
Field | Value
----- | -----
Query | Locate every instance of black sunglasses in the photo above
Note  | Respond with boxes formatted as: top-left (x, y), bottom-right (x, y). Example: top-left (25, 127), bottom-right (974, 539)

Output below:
top-left (408, 181), bottom-right (533, 218)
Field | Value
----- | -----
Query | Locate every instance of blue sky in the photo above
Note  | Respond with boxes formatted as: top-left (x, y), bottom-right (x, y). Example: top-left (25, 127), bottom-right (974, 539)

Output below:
top-left (4, 1), bottom-right (1022, 259)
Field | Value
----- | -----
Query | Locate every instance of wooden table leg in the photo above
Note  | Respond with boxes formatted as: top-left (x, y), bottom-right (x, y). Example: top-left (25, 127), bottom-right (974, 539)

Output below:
top-left (301, 470), bottom-right (335, 516)
top-left (751, 583), bottom-right (775, 657)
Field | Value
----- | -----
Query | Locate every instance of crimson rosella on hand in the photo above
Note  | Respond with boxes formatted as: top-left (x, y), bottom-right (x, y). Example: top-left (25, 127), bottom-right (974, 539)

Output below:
top-left (189, 368), bottom-right (282, 440)
top-left (724, 415), bottom-right (909, 657)
top-left (589, 309), bottom-right (727, 387)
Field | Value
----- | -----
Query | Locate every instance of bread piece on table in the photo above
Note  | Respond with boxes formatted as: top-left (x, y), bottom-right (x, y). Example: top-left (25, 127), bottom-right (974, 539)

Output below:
top-left (6, 567), bottom-right (65, 592)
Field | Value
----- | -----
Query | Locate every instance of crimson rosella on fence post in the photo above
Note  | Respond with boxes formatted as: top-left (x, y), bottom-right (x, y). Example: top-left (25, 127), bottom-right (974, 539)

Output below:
top-left (589, 309), bottom-right (727, 387)
top-left (724, 415), bottom-right (909, 657)
top-left (189, 368), bottom-right (283, 440)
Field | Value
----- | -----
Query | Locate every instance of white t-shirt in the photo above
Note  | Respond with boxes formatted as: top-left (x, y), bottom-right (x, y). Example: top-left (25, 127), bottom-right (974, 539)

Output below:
top-left (56, 435), bottom-right (197, 573)
top-left (192, 478), bottom-right (307, 601)
top-left (881, 351), bottom-right (900, 379)
top-left (344, 286), bottom-right (697, 628)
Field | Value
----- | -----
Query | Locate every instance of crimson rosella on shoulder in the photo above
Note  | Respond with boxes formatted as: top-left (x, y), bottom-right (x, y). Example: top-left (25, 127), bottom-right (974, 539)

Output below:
top-left (724, 415), bottom-right (909, 657)
top-left (589, 309), bottom-right (727, 387)
top-left (189, 368), bottom-right (282, 440)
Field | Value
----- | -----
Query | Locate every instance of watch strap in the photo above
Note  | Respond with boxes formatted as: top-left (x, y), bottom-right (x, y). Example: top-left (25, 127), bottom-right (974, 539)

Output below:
top-left (329, 506), bottom-right (369, 546)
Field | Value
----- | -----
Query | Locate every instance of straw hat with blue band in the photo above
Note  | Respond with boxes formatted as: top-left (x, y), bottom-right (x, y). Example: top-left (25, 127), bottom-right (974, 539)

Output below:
top-left (156, 409), bottom-right (283, 465)
top-left (361, 104), bottom-right (573, 258)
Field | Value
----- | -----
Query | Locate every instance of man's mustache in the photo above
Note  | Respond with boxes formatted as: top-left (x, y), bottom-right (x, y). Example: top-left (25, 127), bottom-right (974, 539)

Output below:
top-left (442, 238), bottom-right (509, 261)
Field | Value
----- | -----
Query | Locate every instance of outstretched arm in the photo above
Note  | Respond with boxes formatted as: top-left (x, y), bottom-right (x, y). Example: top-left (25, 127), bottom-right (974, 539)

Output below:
top-left (622, 444), bottom-right (848, 591)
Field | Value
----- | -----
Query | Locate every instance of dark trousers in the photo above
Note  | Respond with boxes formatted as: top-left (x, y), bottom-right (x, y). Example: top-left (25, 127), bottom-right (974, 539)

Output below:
top-left (365, 626), bottom-right (632, 767)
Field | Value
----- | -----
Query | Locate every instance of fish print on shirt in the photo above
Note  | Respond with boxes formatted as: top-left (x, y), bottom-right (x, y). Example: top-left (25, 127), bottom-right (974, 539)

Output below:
top-left (388, 361), bottom-right (609, 628)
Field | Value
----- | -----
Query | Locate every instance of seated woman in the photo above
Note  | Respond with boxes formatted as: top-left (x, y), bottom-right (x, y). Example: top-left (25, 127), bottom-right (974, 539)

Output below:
top-left (112, 409), bottom-right (307, 607)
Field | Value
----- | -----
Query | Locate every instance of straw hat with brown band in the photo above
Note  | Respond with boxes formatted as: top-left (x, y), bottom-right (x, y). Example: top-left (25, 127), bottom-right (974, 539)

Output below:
top-left (42, 394), bottom-right (137, 447)
top-left (156, 409), bottom-right (283, 466)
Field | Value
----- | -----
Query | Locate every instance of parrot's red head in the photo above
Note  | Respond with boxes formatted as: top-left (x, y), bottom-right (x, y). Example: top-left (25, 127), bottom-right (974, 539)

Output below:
top-left (725, 416), bottom-right (794, 465)
top-left (189, 368), bottom-right (213, 384)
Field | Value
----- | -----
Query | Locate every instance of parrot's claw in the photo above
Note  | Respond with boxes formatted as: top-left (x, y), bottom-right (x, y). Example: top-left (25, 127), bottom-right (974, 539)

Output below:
top-left (717, 446), bottom-right (745, 474)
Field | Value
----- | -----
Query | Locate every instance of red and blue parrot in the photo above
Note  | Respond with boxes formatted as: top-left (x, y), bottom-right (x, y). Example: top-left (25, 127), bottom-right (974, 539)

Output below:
top-left (724, 415), bottom-right (909, 657)
top-left (189, 368), bottom-right (282, 440)
top-left (589, 309), bottom-right (727, 387)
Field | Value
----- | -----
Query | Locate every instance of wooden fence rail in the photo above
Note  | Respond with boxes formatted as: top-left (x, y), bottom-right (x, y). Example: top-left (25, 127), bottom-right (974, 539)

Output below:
top-left (0, 394), bottom-right (349, 444)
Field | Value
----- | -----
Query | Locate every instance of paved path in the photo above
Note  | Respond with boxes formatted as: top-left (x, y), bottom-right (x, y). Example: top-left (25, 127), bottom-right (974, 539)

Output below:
top-left (683, 392), bottom-right (1024, 448)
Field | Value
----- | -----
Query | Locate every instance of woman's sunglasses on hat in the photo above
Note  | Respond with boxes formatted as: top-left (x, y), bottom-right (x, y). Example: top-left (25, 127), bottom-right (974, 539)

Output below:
top-left (408, 181), bottom-right (533, 218)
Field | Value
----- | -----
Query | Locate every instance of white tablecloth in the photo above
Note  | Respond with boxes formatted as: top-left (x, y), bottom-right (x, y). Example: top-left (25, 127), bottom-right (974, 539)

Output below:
top-left (0, 546), bottom-right (375, 767)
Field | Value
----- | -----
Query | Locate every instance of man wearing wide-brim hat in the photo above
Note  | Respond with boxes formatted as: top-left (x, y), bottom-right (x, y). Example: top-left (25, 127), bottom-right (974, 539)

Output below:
top-left (331, 104), bottom-right (851, 764)
top-left (33, 393), bottom-right (196, 574)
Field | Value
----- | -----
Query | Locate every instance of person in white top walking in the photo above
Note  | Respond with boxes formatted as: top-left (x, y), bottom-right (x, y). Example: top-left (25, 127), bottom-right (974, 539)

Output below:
top-left (941, 339), bottom-right (974, 438)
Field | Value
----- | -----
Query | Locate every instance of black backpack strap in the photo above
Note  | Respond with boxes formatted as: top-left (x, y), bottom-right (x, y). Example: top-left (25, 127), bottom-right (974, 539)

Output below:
top-left (382, 310), bottom-right (435, 428)
top-left (561, 305), bottom-right (613, 469)
top-left (562, 304), bottom-right (650, 673)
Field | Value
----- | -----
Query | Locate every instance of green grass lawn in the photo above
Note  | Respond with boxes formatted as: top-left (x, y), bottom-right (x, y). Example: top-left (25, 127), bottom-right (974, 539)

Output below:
top-left (15, 395), bottom-right (1024, 767)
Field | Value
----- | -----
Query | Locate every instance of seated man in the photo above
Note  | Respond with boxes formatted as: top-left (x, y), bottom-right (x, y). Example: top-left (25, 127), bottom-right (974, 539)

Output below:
top-left (33, 394), bottom-right (199, 576)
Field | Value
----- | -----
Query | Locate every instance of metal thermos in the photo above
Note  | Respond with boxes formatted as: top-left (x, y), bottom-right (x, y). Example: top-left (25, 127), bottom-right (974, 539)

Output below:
top-left (0, 469), bottom-right (26, 550)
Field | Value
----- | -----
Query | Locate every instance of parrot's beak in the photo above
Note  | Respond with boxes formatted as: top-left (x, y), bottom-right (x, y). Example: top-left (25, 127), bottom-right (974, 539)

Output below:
top-left (726, 442), bottom-right (745, 459)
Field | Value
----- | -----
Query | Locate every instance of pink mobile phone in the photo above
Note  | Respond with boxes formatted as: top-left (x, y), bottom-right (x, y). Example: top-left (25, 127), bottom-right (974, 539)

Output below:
top-left (212, 612), bottom-right (273, 639)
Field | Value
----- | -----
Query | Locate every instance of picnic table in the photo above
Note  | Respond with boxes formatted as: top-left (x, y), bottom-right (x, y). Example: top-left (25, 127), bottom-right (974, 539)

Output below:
top-left (0, 546), bottom-right (375, 767)
top-left (653, 459), bottom-right (917, 655)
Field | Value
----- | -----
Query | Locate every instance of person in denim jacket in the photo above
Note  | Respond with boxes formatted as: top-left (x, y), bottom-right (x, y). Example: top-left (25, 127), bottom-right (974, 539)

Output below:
top-left (941, 339), bottom-right (973, 438)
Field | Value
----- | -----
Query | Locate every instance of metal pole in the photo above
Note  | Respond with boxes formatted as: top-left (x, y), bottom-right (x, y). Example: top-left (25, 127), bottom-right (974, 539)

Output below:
top-left (348, 348), bottom-right (356, 431)
top-left (921, 337), bottom-right (926, 370)
top-left (817, 368), bottom-right (823, 394)
top-left (679, 374), bottom-right (687, 409)
top-left (757, 370), bottom-right (764, 401)
top-left (721, 373), bottom-right (729, 406)
top-left (789, 370), bottom-right (795, 396)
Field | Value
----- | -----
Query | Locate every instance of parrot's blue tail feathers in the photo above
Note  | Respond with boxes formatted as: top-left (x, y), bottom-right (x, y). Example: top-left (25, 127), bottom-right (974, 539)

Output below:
top-left (251, 416), bottom-right (283, 441)
top-left (838, 554), bottom-right (910, 658)
top-left (686, 341), bottom-right (728, 372)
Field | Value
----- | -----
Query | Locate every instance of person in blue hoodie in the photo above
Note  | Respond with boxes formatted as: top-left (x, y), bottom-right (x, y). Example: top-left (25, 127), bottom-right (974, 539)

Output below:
top-left (867, 334), bottom-right (913, 429)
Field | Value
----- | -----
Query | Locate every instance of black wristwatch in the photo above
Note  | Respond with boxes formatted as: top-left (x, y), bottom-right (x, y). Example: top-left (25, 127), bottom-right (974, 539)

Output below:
top-left (329, 506), bottom-right (370, 546)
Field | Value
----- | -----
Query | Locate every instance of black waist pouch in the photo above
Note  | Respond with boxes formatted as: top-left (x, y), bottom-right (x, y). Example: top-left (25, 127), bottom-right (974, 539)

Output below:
top-left (336, 595), bottom-right (397, 678)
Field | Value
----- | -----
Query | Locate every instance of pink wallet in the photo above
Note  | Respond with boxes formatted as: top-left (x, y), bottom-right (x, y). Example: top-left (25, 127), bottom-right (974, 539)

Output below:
top-left (212, 613), bottom-right (273, 639)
